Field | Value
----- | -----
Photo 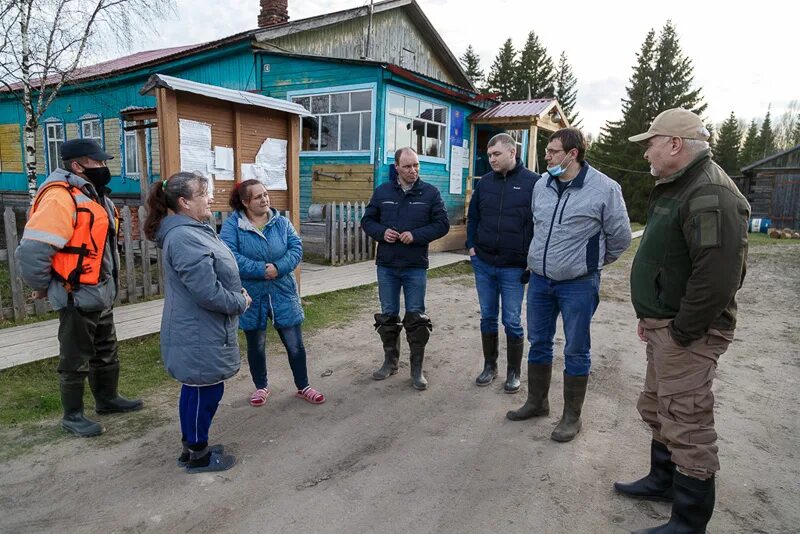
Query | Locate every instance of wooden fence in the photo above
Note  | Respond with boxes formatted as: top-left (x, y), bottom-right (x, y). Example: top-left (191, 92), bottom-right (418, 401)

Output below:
top-left (1, 206), bottom-right (163, 322)
top-left (324, 201), bottom-right (375, 265)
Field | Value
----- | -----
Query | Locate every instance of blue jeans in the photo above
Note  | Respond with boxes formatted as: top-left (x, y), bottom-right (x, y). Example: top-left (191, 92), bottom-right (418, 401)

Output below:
top-left (471, 255), bottom-right (525, 338)
top-left (376, 266), bottom-right (427, 316)
top-left (179, 382), bottom-right (224, 447)
top-left (244, 324), bottom-right (309, 391)
top-left (527, 271), bottom-right (600, 376)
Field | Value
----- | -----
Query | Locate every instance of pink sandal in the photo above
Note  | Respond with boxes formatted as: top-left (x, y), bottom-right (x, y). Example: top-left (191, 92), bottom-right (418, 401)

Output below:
top-left (296, 386), bottom-right (326, 404)
top-left (249, 388), bottom-right (270, 407)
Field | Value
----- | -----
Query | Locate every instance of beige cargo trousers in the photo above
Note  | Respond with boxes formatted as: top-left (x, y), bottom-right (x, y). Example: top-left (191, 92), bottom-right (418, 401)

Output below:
top-left (636, 318), bottom-right (733, 480)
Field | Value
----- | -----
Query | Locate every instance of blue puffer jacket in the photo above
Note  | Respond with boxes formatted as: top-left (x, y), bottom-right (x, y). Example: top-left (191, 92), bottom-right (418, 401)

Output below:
top-left (466, 159), bottom-right (540, 268)
top-left (220, 209), bottom-right (304, 331)
top-left (360, 178), bottom-right (450, 268)
top-left (156, 214), bottom-right (248, 386)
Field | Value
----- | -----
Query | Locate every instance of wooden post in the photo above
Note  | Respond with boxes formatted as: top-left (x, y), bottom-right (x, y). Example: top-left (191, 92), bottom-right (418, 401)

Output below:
top-left (287, 115), bottom-right (301, 232)
top-left (354, 202), bottom-right (362, 262)
top-left (138, 206), bottom-right (153, 298)
top-left (136, 122), bottom-right (150, 206)
top-left (233, 107), bottom-right (243, 183)
top-left (345, 202), bottom-right (352, 263)
top-left (338, 202), bottom-right (344, 265)
top-left (324, 202), bottom-right (332, 262)
top-left (527, 122), bottom-right (538, 173)
top-left (121, 206), bottom-right (137, 304)
top-left (155, 87), bottom-right (180, 180)
top-left (156, 248), bottom-right (165, 295)
top-left (4, 208), bottom-right (26, 321)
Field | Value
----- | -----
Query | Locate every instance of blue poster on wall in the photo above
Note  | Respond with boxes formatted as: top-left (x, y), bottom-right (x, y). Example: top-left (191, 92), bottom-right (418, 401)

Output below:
top-left (450, 109), bottom-right (463, 148)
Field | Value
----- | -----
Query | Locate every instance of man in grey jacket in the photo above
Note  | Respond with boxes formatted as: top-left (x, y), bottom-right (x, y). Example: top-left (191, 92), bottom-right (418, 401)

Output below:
top-left (16, 139), bottom-right (142, 437)
top-left (507, 128), bottom-right (631, 442)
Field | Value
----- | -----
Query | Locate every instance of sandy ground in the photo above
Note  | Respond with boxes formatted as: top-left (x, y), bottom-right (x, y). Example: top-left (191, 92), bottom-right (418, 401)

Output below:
top-left (0, 243), bottom-right (798, 534)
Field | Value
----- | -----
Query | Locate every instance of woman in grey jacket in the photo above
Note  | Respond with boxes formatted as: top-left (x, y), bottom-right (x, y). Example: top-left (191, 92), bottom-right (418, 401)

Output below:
top-left (144, 172), bottom-right (251, 474)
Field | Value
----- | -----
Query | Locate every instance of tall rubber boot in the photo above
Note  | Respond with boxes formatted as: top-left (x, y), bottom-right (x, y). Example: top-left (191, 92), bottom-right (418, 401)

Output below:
top-left (506, 363), bottom-right (552, 420)
top-left (504, 336), bottom-right (524, 393)
top-left (404, 312), bottom-right (432, 391)
top-left (614, 440), bottom-right (676, 502)
top-left (551, 373), bottom-right (588, 442)
top-left (60, 378), bottom-right (105, 437)
top-left (372, 314), bottom-right (403, 380)
top-left (88, 365), bottom-right (144, 414)
top-left (632, 472), bottom-right (715, 533)
top-left (475, 332), bottom-right (499, 386)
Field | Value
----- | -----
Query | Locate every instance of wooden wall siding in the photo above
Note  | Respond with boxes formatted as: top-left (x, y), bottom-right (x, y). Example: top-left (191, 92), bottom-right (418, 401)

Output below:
top-left (66, 123), bottom-right (79, 143)
top-left (269, 10), bottom-right (456, 86)
top-left (237, 105), bottom-right (290, 211)
top-left (260, 55), bottom-right (381, 99)
top-left (150, 128), bottom-right (161, 177)
top-left (771, 173), bottom-right (800, 228)
top-left (34, 126), bottom-right (45, 175)
top-left (0, 124), bottom-right (22, 173)
top-left (103, 119), bottom-right (122, 175)
top-left (311, 164), bottom-right (374, 203)
top-left (298, 156), bottom-right (372, 220)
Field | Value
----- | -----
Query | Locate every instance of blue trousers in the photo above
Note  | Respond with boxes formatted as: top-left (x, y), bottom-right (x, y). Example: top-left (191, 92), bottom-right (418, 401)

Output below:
top-left (244, 325), bottom-right (309, 391)
top-left (471, 255), bottom-right (525, 338)
top-left (376, 265), bottom-right (427, 315)
top-left (179, 382), bottom-right (224, 447)
top-left (527, 271), bottom-right (600, 376)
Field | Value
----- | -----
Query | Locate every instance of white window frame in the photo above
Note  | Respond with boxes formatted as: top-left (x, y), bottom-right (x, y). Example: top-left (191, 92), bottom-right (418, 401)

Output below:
top-left (123, 121), bottom-right (139, 176)
top-left (385, 89), bottom-right (449, 164)
top-left (80, 117), bottom-right (103, 145)
top-left (45, 121), bottom-right (65, 173)
top-left (287, 83), bottom-right (376, 159)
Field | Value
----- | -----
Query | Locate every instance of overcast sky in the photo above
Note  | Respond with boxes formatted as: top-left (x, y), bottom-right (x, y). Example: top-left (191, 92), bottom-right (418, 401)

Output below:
top-left (106, 0), bottom-right (799, 137)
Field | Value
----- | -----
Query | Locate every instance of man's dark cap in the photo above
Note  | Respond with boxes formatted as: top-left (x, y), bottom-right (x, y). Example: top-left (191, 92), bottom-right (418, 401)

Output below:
top-left (59, 139), bottom-right (113, 161)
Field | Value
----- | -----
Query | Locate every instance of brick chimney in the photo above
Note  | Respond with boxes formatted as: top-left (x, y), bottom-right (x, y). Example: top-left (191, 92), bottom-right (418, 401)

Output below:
top-left (258, 0), bottom-right (289, 28)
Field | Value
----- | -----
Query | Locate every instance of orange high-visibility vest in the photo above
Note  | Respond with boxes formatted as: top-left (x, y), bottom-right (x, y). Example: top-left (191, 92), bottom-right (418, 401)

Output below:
top-left (30, 182), bottom-right (117, 291)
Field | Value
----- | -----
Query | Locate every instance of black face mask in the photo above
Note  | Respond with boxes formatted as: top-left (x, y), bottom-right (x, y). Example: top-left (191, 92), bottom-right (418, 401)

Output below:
top-left (80, 166), bottom-right (111, 189)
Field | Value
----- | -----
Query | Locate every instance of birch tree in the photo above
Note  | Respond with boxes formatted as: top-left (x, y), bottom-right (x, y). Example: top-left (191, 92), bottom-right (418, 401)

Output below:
top-left (0, 0), bottom-right (173, 200)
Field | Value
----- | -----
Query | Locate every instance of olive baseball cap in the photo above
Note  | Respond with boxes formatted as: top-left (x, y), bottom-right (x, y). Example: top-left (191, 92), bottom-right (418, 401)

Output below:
top-left (59, 138), bottom-right (113, 161)
top-left (628, 108), bottom-right (710, 143)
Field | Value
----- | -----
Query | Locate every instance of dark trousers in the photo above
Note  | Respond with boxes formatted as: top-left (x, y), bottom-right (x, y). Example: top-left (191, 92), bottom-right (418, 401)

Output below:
top-left (179, 383), bottom-right (225, 448)
top-left (57, 306), bottom-right (119, 383)
top-left (244, 325), bottom-right (309, 390)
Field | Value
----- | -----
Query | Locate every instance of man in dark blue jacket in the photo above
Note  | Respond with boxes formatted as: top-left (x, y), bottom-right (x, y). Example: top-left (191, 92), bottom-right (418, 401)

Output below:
top-left (466, 133), bottom-right (540, 393)
top-left (361, 147), bottom-right (450, 390)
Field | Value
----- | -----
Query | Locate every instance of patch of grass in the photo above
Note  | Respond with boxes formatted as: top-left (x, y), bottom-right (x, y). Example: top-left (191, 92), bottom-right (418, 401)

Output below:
top-left (427, 260), bottom-right (473, 279)
top-left (631, 222), bottom-right (645, 232)
top-left (747, 232), bottom-right (800, 247)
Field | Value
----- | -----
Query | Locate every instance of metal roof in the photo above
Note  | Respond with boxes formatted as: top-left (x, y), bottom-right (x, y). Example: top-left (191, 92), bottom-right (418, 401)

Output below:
top-left (469, 98), bottom-right (558, 121)
top-left (140, 74), bottom-right (313, 117)
top-left (741, 143), bottom-right (800, 174)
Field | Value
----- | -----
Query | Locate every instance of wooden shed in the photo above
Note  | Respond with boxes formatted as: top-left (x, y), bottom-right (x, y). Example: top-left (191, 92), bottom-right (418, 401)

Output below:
top-left (738, 144), bottom-right (800, 230)
top-left (139, 73), bottom-right (312, 230)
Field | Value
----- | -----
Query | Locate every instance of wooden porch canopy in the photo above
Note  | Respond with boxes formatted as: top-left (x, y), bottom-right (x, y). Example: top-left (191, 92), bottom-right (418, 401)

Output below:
top-left (467, 98), bottom-right (570, 173)
top-left (139, 73), bottom-right (312, 230)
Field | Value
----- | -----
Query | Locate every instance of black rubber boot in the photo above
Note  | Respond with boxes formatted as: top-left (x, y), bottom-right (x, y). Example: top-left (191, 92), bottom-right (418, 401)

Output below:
top-left (404, 313), bottom-right (432, 391)
top-left (372, 314), bottom-right (403, 380)
top-left (632, 472), bottom-right (715, 533)
top-left (614, 440), bottom-right (675, 502)
top-left (60, 379), bottom-right (105, 437)
top-left (503, 336), bottom-right (524, 393)
top-left (551, 373), bottom-right (588, 442)
top-left (185, 446), bottom-right (237, 474)
top-left (506, 363), bottom-right (552, 420)
top-left (177, 441), bottom-right (226, 467)
top-left (89, 365), bottom-right (144, 414)
top-left (475, 332), bottom-right (499, 386)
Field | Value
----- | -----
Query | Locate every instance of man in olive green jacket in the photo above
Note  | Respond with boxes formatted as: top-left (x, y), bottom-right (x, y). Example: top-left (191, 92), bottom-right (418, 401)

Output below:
top-left (614, 109), bottom-right (750, 534)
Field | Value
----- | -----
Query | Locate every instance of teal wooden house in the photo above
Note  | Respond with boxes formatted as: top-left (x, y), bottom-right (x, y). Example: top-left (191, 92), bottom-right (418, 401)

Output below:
top-left (0, 0), bottom-right (488, 230)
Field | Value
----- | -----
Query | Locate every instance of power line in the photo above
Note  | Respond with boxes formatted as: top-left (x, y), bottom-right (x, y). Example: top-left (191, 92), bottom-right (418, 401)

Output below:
top-left (587, 154), bottom-right (652, 175)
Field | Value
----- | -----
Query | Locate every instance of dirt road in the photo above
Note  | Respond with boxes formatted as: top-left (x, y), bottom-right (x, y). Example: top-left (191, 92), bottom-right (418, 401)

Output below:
top-left (1, 244), bottom-right (798, 533)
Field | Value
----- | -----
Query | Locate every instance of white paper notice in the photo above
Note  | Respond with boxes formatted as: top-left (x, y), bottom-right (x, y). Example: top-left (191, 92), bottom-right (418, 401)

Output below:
top-left (449, 145), bottom-right (464, 194)
top-left (179, 119), bottom-right (212, 177)
top-left (214, 146), bottom-right (234, 171)
top-left (241, 164), bottom-right (257, 180)
top-left (254, 138), bottom-right (288, 190)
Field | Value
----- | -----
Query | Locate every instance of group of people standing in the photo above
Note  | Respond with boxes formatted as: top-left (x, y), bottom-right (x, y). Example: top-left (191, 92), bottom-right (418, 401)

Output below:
top-left (16, 107), bottom-right (749, 533)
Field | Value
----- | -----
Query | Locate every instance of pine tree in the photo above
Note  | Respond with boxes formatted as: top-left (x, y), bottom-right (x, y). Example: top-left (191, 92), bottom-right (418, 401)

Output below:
top-left (739, 120), bottom-right (761, 168)
top-left (758, 107), bottom-right (775, 158)
top-left (714, 112), bottom-right (742, 174)
top-left (554, 51), bottom-right (581, 127)
top-left (486, 39), bottom-right (516, 101)
top-left (460, 45), bottom-right (484, 88)
top-left (512, 31), bottom-right (555, 100)
top-left (588, 23), bottom-right (706, 222)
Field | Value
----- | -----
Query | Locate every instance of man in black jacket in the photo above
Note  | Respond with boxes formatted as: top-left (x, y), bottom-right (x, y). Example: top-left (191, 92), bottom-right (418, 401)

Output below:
top-left (361, 147), bottom-right (450, 390)
top-left (466, 133), bottom-right (540, 393)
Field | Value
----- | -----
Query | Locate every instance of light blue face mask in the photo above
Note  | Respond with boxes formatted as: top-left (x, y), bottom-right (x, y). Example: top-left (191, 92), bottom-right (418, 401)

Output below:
top-left (547, 153), bottom-right (573, 177)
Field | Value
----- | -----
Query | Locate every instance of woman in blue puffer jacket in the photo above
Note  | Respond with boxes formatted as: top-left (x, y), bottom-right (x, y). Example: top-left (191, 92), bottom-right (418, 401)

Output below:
top-left (220, 179), bottom-right (325, 407)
